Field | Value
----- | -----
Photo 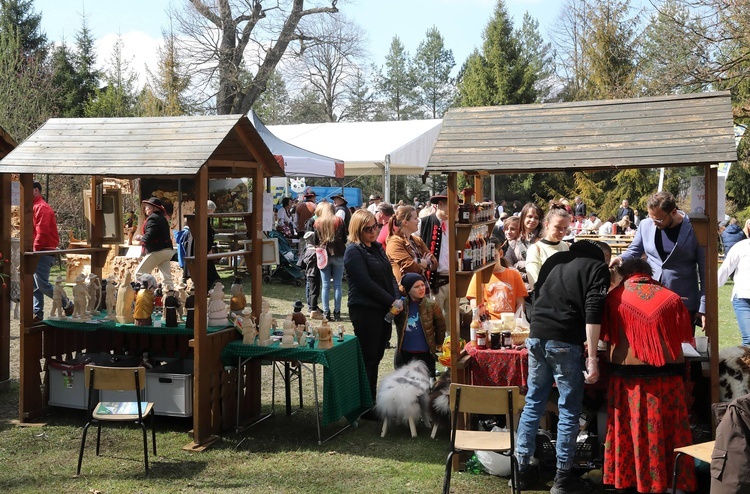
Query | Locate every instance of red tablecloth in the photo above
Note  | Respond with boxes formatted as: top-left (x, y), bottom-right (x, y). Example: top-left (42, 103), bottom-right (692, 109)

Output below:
top-left (464, 342), bottom-right (529, 391)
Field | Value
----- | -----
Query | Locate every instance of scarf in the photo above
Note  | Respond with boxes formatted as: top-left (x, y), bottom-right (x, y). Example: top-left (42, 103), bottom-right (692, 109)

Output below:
top-left (603, 273), bottom-right (691, 367)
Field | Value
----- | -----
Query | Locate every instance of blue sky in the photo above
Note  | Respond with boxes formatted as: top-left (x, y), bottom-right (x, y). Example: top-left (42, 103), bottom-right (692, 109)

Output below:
top-left (34, 0), bottom-right (567, 83)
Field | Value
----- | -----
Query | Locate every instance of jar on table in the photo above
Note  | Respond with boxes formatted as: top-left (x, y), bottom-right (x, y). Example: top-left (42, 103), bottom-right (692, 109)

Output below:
top-left (501, 330), bottom-right (512, 348)
top-left (476, 329), bottom-right (488, 349)
top-left (490, 329), bottom-right (502, 349)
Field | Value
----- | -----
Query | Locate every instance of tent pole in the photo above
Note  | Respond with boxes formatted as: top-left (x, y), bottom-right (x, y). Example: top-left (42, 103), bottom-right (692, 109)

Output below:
top-left (384, 154), bottom-right (391, 204)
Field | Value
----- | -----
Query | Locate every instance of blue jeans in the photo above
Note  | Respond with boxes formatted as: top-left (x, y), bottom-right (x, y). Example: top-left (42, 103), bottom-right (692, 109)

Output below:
top-left (33, 255), bottom-right (69, 316)
top-left (320, 255), bottom-right (344, 313)
top-left (516, 337), bottom-right (584, 471)
top-left (732, 295), bottom-right (750, 345)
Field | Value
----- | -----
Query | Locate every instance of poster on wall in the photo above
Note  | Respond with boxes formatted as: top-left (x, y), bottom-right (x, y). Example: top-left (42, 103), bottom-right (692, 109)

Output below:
top-left (689, 175), bottom-right (726, 222)
top-left (209, 179), bottom-right (249, 213)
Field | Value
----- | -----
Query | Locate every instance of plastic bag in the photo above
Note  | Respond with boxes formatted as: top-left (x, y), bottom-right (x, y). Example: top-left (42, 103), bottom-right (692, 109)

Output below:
top-left (475, 427), bottom-right (513, 476)
top-left (515, 304), bottom-right (529, 329)
top-left (437, 336), bottom-right (466, 367)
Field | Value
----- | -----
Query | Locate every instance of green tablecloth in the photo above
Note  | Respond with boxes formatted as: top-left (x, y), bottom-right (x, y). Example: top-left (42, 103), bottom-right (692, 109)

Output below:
top-left (42, 312), bottom-right (230, 335)
top-left (221, 335), bottom-right (373, 426)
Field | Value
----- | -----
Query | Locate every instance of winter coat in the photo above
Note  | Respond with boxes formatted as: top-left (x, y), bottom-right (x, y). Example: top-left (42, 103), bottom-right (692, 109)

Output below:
top-left (141, 211), bottom-right (172, 254)
top-left (394, 296), bottom-right (446, 355)
top-left (711, 393), bottom-right (750, 493)
top-left (344, 241), bottom-right (399, 311)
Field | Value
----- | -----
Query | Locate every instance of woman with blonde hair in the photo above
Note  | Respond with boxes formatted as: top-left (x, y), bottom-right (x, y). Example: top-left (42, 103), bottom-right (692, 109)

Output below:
top-left (385, 206), bottom-right (436, 288)
top-left (525, 203), bottom-right (570, 289)
top-left (344, 210), bottom-right (401, 406)
top-left (313, 201), bottom-right (347, 321)
top-left (508, 204), bottom-right (543, 294)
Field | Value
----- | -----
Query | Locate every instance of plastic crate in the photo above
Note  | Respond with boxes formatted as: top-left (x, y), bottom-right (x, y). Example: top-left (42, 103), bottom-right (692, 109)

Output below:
top-left (146, 359), bottom-right (194, 417)
top-left (48, 353), bottom-right (139, 409)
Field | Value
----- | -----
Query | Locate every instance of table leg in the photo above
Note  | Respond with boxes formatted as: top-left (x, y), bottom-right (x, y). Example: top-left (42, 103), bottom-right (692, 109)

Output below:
top-left (311, 363), bottom-right (322, 444)
top-left (285, 362), bottom-right (292, 416)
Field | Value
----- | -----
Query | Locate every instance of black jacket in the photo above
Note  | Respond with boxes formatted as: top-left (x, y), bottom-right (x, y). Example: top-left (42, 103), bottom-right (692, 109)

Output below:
top-left (344, 241), bottom-right (399, 311)
top-left (530, 241), bottom-right (610, 345)
top-left (141, 211), bottom-right (172, 253)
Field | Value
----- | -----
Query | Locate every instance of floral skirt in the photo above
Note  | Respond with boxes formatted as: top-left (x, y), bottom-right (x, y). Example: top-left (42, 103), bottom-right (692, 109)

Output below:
top-left (603, 375), bottom-right (697, 493)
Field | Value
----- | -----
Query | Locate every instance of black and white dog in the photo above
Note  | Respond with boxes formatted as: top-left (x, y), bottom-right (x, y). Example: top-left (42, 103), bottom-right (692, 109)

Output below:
top-left (428, 369), bottom-right (451, 439)
top-left (376, 360), bottom-right (432, 438)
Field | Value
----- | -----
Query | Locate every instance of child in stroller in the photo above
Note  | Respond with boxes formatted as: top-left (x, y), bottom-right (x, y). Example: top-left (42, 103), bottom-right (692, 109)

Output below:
top-left (264, 230), bottom-right (304, 286)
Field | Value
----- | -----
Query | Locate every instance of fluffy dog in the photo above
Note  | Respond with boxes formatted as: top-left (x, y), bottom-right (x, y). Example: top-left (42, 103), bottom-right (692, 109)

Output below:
top-left (376, 360), bottom-right (432, 438)
top-left (719, 345), bottom-right (750, 402)
top-left (428, 369), bottom-right (451, 439)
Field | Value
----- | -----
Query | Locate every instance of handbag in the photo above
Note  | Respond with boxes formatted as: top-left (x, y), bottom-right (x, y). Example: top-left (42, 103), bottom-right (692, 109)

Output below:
top-left (315, 244), bottom-right (328, 269)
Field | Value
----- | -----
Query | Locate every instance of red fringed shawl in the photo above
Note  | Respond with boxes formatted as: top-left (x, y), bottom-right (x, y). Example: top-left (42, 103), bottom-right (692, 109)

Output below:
top-left (602, 274), bottom-right (692, 366)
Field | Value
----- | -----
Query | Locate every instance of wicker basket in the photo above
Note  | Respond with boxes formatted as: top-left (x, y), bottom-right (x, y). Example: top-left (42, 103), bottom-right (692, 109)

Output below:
top-left (511, 330), bottom-right (529, 346)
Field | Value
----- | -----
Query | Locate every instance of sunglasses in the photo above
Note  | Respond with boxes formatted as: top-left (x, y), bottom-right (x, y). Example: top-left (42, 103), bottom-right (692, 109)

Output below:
top-left (362, 223), bottom-right (378, 234)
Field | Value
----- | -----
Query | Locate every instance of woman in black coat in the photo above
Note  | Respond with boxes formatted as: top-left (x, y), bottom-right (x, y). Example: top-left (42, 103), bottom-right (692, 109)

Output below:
top-left (344, 209), bottom-right (401, 404)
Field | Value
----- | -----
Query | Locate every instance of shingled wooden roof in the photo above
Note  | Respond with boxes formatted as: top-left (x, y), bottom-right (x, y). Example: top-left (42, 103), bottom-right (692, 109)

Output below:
top-left (428, 91), bottom-right (737, 174)
top-left (0, 115), bottom-right (283, 177)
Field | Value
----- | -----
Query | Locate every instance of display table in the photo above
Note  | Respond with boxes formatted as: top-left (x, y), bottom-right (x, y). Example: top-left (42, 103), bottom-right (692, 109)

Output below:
top-left (221, 335), bottom-right (372, 444)
top-left (42, 312), bottom-right (230, 334)
top-left (464, 342), bottom-right (529, 390)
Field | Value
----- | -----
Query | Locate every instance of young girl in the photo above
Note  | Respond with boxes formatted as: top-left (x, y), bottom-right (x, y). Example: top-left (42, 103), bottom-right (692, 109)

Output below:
top-left (466, 237), bottom-right (528, 319)
top-left (393, 273), bottom-right (446, 376)
top-left (525, 203), bottom-right (571, 289)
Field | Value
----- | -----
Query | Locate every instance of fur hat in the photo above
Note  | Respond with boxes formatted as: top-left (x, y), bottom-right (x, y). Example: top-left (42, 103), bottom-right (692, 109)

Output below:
top-left (401, 273), bottom-right (425, 294)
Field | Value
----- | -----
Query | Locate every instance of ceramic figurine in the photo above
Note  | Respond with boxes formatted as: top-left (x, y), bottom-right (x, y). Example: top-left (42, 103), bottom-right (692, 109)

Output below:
top-left (103, 275), bottom-right (117, 320)
top-left (134, 274), bottom-right (157, 326)
top-left (175, 281), bottom-right (187, 321)
top-left (163, 285), bottom-right (180, 327)
top-left (207, 282), bottom-right (229, 326)
top-left (72, 274), bottom-right (89, 320)
top-left (258, 298), bottom-right (273, 346)
top-left (49, 276), bottom-right (67, 320)
top-left (153, 285), bottom-right (163, 317)
top-left (86, 273), bottom-right (101, 316)
top-left (291, 300), bottom-right (307, 327)
top-left (306, 329), bottom-right (315, 349)
top-left (317, 319), bottom-right (333, 349)
top-left (229, 277), bottom-right (247, 314)
top-left (279, 315), bottom-right (298, 348)
top-left (295, 324), bottom-right (306, 345)
top-left (115, 271), bottom-right (135, 324)
top-left (185, 286), bottom-right (195, 329)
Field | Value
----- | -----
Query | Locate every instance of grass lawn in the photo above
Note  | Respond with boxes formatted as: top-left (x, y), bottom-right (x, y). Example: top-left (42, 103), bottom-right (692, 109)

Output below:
top-left (0, 267), bottom-right (743, 493)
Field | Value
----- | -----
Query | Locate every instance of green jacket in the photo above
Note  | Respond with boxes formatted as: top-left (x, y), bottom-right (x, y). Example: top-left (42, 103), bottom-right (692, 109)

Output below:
top-left (394, 297), bottom-right (446, 355)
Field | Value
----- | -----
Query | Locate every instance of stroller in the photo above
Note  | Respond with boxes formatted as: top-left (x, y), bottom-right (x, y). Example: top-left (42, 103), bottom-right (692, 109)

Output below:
top-left (264, 230), bottom-right (304, 286)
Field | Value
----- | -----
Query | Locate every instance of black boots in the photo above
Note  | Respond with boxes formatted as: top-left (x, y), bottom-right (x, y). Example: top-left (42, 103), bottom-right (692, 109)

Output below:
top-left (550, 468), bottom-right (592, 494)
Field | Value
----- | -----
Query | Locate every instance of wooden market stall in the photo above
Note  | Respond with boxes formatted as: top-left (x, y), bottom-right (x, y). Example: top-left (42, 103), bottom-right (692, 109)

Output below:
top-left (0, 115), bottom-right (283, 448)
top-left (427, 91), bottom-right (737, 412)
top-left (0, 126), bottom-right (17, 389)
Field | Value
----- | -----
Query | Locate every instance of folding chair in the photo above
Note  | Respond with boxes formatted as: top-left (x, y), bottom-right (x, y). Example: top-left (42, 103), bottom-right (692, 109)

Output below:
top-left (671, 441), bottom-right (714, 494)
top-left (76, 365), bottom-right (156, 475)
top-left (442, 384), bottom-right (523, 494)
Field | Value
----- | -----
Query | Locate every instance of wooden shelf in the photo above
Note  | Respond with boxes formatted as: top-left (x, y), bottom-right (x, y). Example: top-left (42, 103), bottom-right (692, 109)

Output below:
top-left (455, 219), bottom-right (496, 247)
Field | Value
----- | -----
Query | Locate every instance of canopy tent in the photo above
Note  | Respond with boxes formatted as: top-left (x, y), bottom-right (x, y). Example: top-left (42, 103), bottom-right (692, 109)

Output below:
top-left (249, 111), bottom-right (343, 178)
top-left (269, 119), bottom-right (443, 202)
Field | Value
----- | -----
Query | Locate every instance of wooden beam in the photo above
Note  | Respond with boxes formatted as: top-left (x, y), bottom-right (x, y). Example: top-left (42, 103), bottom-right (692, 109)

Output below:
top-left (192, 165), bottom-right (210, 445)
top-left (705, 165), bottom-right (720, 409)
top-left (0, 173), bottom-right (10, 385)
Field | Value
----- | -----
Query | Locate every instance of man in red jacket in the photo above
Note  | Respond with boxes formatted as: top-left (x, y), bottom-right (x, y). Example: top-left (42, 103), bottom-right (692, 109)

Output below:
top-left (33, 181), bottom-right (73, 321)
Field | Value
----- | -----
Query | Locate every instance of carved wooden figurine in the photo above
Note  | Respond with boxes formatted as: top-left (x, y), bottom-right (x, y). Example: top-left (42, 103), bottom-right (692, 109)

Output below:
top-left (258, 298), bottom-right (273, 346)
top-left (134, 274), bottom-right (156, 326)
top-left (242, 309), bottom-right (257, 345)
top-left (86, 273), bottom-right (101, 316)
top-left (104, 276), bottom-right (117, 320)
top-left (207, 282), bottom-right (228, 326)
top-left (72, 274), bottom-right (89, 320)
top-left (163, 285), bottom-right (180, 327)
top-left (185, 286), bottom-right (195, 329)
top-left (175, 281), bottom-right (187, 321)
top-left (291, 300), bottom-right (307, 327)
top-left (49, 276), bottom-right (67, 320)
top-left (115, 271), bottom-right (135, 324)
top-left (229, 277), bottom-right (247, 314)
top-left (317, 318), bottom-right (333, 349)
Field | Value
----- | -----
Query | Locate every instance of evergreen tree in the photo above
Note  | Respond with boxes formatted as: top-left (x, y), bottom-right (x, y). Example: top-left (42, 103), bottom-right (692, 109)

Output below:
top-left (288, 85), bottom-right (328, 123)
top-left (85, 35), bottom-right (138, 117)
top-left (413, 26), bottom-right (455, 118)
top-left (518, 12), bottom-right (555, 102)
top-left (456, 0), bottom-right (538, 106)
top-left (140, 25), bottom-right (192, 116)
top-left (253, 70), bottom-right (290, 124)
top-left (0, 0), bottom-right (46, 58)
top-left (376, 36), bottom-right (419, 120)
top-left (342, 68), bottom-right (375, 122)
top-left (50, 39), bottom-right (79, 117)
top-left (72, 14), bottom-right (100, 117)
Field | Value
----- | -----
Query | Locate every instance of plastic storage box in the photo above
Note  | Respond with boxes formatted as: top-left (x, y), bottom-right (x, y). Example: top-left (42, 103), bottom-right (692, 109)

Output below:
top-left (48, 353), bottom-right (140, 409)
top-left (146, 359), bottom-right (194, 417)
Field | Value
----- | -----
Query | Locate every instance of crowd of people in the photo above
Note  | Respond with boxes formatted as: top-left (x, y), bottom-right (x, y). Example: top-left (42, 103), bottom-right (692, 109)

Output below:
top-left (271, 187), bottom-right (716, 493)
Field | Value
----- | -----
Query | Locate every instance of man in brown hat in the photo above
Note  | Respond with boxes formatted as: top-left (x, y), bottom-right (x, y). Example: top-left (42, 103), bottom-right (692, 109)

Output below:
top-left (367, 193), bottom-right (382, 214)
top-left (417, 190), bottom-right (451, 316)
top-left (296, 189), bottom-right (317, 234)
top-left (134, 196), bottom-right (175, 288)
top-left (331, 193), bottom-right (351, 232)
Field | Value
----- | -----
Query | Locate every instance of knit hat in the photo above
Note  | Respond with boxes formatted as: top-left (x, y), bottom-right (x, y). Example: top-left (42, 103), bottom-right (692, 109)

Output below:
top-left (401, 273), bottom-right (425, 294)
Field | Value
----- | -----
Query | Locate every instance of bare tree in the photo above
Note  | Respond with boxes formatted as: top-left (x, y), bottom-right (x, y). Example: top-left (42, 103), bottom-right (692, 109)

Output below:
top-left (173, 0), bottom-right (340, 115)
top-left (285, 14), bottom-right (366, 121)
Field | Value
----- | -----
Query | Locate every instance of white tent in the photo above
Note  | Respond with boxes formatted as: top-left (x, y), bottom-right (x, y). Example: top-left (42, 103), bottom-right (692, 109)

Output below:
top-left (249, 111), bottom-right (344, 178)
top-left (269, 119), bottom-right (443, 202)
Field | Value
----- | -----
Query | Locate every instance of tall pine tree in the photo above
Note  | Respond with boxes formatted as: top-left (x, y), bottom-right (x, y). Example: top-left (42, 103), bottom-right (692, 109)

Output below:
top-left (413, 26), bottom-right (455, 118)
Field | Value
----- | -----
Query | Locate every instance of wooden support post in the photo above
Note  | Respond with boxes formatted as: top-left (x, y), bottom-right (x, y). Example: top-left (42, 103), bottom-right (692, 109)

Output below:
top-left (705, 165), bottom-right (719, 407)
top-left (192, 166), bottom-right (210, 445)
top-left (0, 173), bottom-right (10, 386)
